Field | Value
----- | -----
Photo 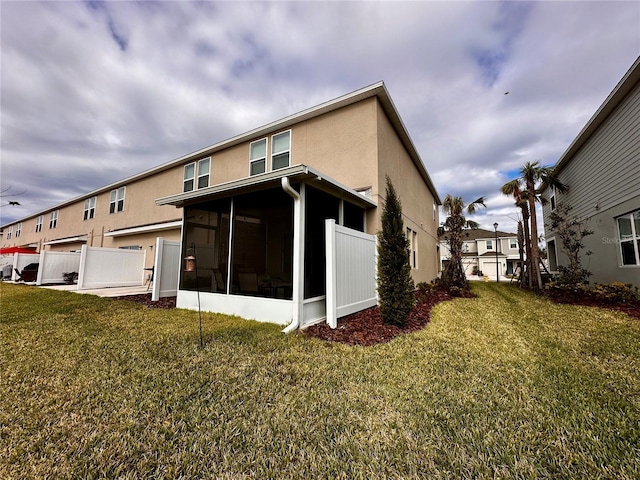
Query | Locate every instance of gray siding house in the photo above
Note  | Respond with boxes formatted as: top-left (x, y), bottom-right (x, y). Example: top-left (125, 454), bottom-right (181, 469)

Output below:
top-left (542, 56), bottom-right (640, 287)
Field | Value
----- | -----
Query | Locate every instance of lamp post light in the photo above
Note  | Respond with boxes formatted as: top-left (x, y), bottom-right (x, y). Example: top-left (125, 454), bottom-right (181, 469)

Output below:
top-left (493, 222), bottom-right (499, 283)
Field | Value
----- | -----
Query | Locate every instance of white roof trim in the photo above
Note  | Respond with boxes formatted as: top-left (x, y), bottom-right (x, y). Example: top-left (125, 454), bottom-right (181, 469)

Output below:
top-left (155, 164), bottom-right (377, 209)
top-left (104, 220), bottom-right (182, 238)
top-left (43, 235), bottom-right (88, 246)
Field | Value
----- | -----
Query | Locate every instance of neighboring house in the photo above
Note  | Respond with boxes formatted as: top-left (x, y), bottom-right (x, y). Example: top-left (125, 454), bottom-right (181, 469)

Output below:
top-left (541, 56), bottom-right (640, 288)
top-left (439, 228), bottom-right (521, 278)
top-left (1, 82), bottom-right (442, 327)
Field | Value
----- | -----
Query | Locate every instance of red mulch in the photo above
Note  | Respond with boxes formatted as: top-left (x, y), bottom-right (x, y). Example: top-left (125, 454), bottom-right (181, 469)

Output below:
top-left (540, 289), bottom-right (640, 320)
top-left (113, 293), bottom-right (176, 309)
top-left (304, 289), bottom-right (463, 346)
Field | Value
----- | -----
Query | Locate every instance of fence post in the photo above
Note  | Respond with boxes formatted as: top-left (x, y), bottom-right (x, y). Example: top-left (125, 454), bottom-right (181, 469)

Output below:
top-left (325, 218), bottom-right (337, 329)
top-left (11, 253), bottom-right (18, 281)
top-left (77, 245), bottom-right (88, 290)
top-left (151, 237), bottom-right (163, 301)
top-left (36, 250), bottom-right (46, 285)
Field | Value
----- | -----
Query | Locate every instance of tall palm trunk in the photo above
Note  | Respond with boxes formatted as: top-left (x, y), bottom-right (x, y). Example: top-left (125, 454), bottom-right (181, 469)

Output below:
top-left (526, 181), bottom-right (542, 289)
top-left (520, 206), bottom-right (533, 287)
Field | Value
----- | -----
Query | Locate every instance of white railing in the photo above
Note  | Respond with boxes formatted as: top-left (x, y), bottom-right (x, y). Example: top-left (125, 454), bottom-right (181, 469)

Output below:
top-left (325, 219), bottom-right (377, 329)
top-left (77, 245), bottom-right (146, 290)
top-left (151, 237), bottom-right (181, 300)
top-left (36, 251), bottom-right (81, 285)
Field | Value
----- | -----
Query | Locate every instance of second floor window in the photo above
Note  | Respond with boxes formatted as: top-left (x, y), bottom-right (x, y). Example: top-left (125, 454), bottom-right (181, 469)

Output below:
top-left (271, 131), bottom-right (291, 170)
top-left (6, 226), bottom-right (12, 239)
top-left (550, 185), bottom-right (556, 211)
top-left (49, 210), bottom-right (58, 229)
top-left (250, 138), bottom-right (267, 176)
top-left (110, 187), bottom-right (125, 214)
top-left (35, 215), bottom-right (43, 232)
top-left (197, 158), bottom-right (210, 189)
top-left (84, 196), bottom-right (96, 220)
top-left (486, 240), bottom-right (493, 250)
top-left (184, 163), bottom-right (196, 192)
top-left (15, 223), bottom-right (22, 238)
top-left (510, 238), bottom-right (518, 249)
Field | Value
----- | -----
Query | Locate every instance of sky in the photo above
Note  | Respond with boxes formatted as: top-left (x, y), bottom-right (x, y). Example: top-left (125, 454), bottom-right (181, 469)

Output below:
top-left (1, 0), bottom-right (639, 236)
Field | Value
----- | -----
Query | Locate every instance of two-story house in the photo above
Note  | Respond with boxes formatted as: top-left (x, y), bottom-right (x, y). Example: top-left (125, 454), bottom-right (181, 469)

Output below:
top-left (541, 56), bottom-right (639, 288)
top-left (2, 82), bottom-right (442, 327)
top-left (439, 228), bottom-right (521, 279)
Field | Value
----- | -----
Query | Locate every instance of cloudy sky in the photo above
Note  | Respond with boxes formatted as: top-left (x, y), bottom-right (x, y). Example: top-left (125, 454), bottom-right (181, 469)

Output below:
top-left (1, 1), bottom-right (639, 235)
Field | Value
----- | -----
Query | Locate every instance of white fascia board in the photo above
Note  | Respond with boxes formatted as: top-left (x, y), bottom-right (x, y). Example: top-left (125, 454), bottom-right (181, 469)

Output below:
top-left (43, 235), bottom-right (88, 246)
top-left (104, 220), bottom-right (182, 238)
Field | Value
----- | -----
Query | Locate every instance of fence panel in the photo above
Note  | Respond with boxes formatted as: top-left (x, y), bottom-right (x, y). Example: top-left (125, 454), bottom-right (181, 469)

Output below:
top-left (325, 219), bottom-right (377, 329)
top-left (152, 237), bottom-right (181, 301)
top-left (78, 246), bottom-right (146, 289)
top-left (36, 251), bottom-right (82, 285)
top-left (11, 253), bottom-right (41, 281)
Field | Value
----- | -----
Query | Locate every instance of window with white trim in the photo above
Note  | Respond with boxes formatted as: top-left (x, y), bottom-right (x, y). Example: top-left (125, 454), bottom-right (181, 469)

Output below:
top-left (6, 226), bottom-right (12, 239)
top-left (35, 215), bottom-right (43, 232)
top-left (49, 210), bottom-right (58, 229)
top-left (84, 196), bottom-right (96, 220)
top-left (197, 158), bottom-right (210, 189)
top-left (271, 130), bottom-right (291, 170)
top-left (183, 163), bottom-right (195, 192)
top-left (486, 240), bottom-right (493, 250)
top-left (406, 227), bottom-right (418, 268)
top-left (433, 202), bottom-right (436, 221)
top-left (550, 185), bottom-right (556, 211)
top-left (249, 138), bottom-right (267, 175)
top-left (109, 187), bottom-right (125, 214)
top-left (509, 238), bottom-right (517, 249)
top-left (617, 209), bottom-right (640, 266)
top-left (15, 223), bottom-right (21, 238)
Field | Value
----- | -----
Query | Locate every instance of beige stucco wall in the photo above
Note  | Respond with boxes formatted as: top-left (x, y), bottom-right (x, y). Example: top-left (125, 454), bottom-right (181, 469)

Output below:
top-left (375, 102), bottom-right (440, 284)
top-left (2, 95), bottom-right (440, 278)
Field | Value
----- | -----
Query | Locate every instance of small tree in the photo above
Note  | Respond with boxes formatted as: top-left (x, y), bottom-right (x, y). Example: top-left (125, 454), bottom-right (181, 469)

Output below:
top-left (377, 176), bottom-right (414, 327)
top-left (546, 203), bottom-right (593, 285)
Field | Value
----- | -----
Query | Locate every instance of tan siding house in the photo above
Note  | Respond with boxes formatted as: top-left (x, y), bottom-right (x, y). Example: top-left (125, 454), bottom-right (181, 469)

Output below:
top-left (542, 56), bottom-right (640, 287)
top-left (2, 82), bottom-right (442, 325)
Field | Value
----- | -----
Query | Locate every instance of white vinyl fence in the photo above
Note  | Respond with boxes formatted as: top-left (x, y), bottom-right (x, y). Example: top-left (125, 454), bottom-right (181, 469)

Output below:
top-left (36, 251), bottom-right (81, 285)
top-left (6, 253), bottom-right (41, 281)
top-left (325, 219), bottom-right (378, 329)
top-left (151, 237), bottom-right (181, 301)
top-left (77, 245), bottom-right (146, 290)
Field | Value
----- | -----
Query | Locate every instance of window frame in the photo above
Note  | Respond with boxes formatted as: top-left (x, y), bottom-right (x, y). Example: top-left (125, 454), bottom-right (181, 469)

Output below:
top-left (617, 209), bottom-right (640, 266)
top-left (550, 185), bottom-right (556, 211)
top-left (249, 138), bottom-right (268, 176)
top-left (6, 226), bottom-right (12, 239)
top-left (15, 222), bottom-right (21, 238)
top-left (35, 215), bottom-right (43, 233)
top-left (406, 227), bottom-right (418, 269)
top-left (183, 162), bottom-right (196, 192)
top-left (49, 210), bottom-right (58, 229)
top-left (197, 157), bottom-right (211, 189)
top-left (109, 187), bottom-right (126, 214)
top-left (486, 239), bottom-right (493, 250)
top-left (509, 238), bottom-right (518, 249)
top-left (271, 130), bottom-right (291, 171)
top-left (83, 196), bottom-right (97, 221)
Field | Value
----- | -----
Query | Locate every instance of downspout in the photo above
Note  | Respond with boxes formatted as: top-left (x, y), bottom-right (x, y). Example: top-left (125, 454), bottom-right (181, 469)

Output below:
top-left (281, 176), bottom-right (302, 333)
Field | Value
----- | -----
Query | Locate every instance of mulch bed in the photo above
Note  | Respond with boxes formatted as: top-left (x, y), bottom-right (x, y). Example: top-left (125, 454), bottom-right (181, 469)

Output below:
top-left (113, 293), bottom-right (176, 309)
top-left (304, 288), bottom-right (464, 346)
top-left (540, 289), bottom-right (640, 320)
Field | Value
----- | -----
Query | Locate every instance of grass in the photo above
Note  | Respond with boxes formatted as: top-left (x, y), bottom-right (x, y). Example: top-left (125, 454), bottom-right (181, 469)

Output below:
top-left (1, 282), bottom-right (639, 479)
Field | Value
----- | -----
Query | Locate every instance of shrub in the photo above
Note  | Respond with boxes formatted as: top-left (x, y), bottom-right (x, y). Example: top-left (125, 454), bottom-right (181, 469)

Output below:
top-left (62, 272), bottom-right (78, 284)
top-left (377, 176), bottom-right (414, 327)
top-left (593, 282), bottom-right (639, 304)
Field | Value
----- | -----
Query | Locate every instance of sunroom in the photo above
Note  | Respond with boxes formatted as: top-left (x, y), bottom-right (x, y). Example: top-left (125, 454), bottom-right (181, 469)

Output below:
top-left (156, 165), bottom-right (377, 330)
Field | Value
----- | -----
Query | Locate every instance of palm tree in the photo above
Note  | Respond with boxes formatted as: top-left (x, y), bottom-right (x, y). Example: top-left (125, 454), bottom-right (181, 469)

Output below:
top-left (501, 180), bottom-right (532, 287)
top-left (503, 161), bottom-right (567, 289)
top-left (440, 194), bottom-right (486, 288)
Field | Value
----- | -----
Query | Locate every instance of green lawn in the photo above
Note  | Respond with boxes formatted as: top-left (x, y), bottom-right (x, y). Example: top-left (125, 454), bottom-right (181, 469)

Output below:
top-left (1, 282), bottom-right (639, 479)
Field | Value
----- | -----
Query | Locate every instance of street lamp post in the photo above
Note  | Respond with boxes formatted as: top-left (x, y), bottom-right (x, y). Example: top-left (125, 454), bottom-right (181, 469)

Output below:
top-left (493, 222), bottom-right (499, 283)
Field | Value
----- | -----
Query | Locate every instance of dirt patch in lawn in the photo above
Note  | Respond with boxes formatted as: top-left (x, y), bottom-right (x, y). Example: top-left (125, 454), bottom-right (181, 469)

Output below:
top-left (540, 289), bottom-right (640, 320)
top-left (304, 289), bottom-right (466, 346)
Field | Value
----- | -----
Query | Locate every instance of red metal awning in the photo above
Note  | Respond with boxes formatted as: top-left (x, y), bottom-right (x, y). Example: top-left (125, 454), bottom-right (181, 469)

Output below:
top-left (0, 246), bottom-right (38, 255)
